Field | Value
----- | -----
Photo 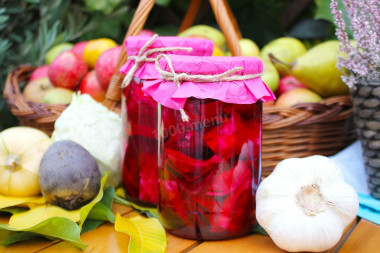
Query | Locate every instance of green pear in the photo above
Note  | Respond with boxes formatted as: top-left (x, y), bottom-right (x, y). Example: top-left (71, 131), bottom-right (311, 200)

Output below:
top-left (178, 25), bottom-right (226, 51)
top-left (261, 37), bottom-right (307, 76)
top-left (290, 40), bottom-right (349, 97)
top-left (260, 58), bottom-right (279, 92)
top-left (239, 38), bottom-right (260, 57)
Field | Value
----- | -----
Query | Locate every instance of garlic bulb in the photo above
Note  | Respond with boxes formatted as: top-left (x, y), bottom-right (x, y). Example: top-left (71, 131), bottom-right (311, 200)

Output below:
top-left (256, 155), bottom-right (359, 252)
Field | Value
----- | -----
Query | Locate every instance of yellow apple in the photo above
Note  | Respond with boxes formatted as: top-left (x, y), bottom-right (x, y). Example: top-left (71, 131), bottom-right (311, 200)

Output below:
top-left (23, 77), bottom-right (54, 103)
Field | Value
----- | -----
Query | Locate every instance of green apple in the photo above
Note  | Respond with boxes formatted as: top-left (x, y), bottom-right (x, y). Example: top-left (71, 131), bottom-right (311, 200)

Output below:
top-left (41, 87), bottom-right (74, 104)
top-left (239, 38), bottom-right (260, 57)
top-left (260, 58), bottom-right (280, 93)
top-left (45, 43), bottom-right (73, 65)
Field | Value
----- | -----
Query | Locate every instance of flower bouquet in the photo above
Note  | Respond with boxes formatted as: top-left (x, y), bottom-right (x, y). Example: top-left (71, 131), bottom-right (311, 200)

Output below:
top-left (331, 0), bottom-right (380, 198)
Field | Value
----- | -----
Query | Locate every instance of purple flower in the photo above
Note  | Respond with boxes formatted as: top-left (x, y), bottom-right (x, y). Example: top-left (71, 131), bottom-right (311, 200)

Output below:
top-left (331, 0), bottom-right (380, 88)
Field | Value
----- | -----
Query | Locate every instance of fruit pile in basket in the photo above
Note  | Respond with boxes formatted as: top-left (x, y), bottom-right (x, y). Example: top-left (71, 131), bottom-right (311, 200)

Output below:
top-left (178, 26), bottom-right (350, 108)
top-left (23, 38), bottom-right (122, 104)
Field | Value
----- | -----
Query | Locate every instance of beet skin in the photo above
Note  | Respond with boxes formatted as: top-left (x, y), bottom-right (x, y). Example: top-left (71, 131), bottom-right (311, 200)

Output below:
top-left (39, 140), bottom-right (101, 210)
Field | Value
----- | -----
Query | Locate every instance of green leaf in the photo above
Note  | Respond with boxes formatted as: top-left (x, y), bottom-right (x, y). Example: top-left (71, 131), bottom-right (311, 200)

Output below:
top-left (0, 15), bottom-right (9, 24)
top-left (0, 207), bottom-right (28, 215)
top-left (84, 0), bottom-right (122, 15)
top-left (0, 217), bottom-right (87, 250)
top-left (77, 173), bottom-right (109, 228)
top-left (314, 0), bottom-right (353, 38)
top-left (252, 223), bottom-right (268, 236)
top-left (87, 186), bottom-right (115, 222)
top-left (81, 219), bottom-right (105, 234)
top-left (155, 0), bottom-right (171, 6)
top-left (113, 194), bottom-right (159, 219)
top-left (1, 232), bottom-right (39, 246)
top-left (23, 0), bottom-right (41, 4)
top-left (0, 175), bottom-right (109, 249)
top-left (87, 202), bottom-right (115, 223)
top-left (115, 213), bottom-right (167, 253)
top-left (82, 185), bottom-right (115, 233)
top-left (6, 174), bottom-right (108, 231)
top-left (100, 186), bottom-right (115, 209)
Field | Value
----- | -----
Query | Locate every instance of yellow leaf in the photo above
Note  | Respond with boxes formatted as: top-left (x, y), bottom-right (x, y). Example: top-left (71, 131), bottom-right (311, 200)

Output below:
top-left (0, 194), bottom-right (45, 209)
top-left (7, 173), bottom-right (108, 231)
top-left (78, 173), bottom-right (108, 228)
top-left (115, 213), bottom-right (167, 253)
top-left (115, 187), bottom-right (126, 198)
top-left (8, 204), bottom-right (81, 230)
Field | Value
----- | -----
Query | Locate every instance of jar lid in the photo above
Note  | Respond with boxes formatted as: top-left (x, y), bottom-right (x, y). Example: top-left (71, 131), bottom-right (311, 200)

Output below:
top-left (120, 36), bottom-right (214, 80)
top-left (143, 54), bottom-right (276, 110)
top-left (125, 36), bottom-right (214, 56)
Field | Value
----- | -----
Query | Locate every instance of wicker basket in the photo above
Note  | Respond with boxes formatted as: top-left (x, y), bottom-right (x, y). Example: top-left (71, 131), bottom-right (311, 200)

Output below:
top-left (3, 0), bottom-right (357, 176)
top-left (3, 65), bottom-right (68, 136)
top-left (262, 96), bottom-right (356, 176)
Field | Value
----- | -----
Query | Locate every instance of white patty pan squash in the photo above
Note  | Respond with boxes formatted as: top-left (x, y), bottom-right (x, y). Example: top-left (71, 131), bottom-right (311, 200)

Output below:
top-left (0, 127), bottom-right (52, 197)
top-left (256, 155), bottom-right (359, 253)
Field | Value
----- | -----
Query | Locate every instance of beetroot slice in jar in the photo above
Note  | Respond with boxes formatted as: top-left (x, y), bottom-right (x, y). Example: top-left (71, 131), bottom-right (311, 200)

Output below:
top-left (209, 177), bottom-right (254, 234)
top-left (206, 159), bottom-right (253, 196)
top-left (122, 136), bottom-right (158, 205)
top-left (203, 111), bottom-right (244, 159)
top-left (129, 121), bottom-right (158, 139)
top-left (138, 146), bottom-right (159, 204)
top-left (159, 179), bottom-right (191, 228)
top-left (164, 148), bottom-right (220, 182)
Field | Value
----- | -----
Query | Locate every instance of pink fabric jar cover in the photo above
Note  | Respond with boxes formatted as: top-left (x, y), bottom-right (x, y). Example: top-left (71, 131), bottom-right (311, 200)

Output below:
top-left (119, 36), bottom-right (214, 80)
top-left (143, 54), bottom-right (276, 110)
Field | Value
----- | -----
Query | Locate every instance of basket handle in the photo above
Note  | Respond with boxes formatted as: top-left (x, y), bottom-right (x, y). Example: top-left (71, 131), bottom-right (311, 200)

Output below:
top-left (179, 0), bottom-right (242, 56)
top-left (103, 0), bottom-right (155, 110)
top-left (103, 0), bottom-right (242, 109)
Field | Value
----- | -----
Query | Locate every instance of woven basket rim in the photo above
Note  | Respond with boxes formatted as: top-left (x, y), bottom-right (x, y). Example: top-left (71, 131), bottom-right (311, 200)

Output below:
top-left (3, 64), bottom-right (357, 176)
top-left (3, 65), bottom-right (68, 135)
top-left (4, 65), bottom-right (353, 128)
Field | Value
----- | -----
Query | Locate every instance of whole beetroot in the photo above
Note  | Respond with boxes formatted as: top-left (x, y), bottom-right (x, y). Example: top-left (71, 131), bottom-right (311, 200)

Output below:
top-left (39, 140), bottom-right (101, 210)
top-left (48, 51), bottom-right (88, 90)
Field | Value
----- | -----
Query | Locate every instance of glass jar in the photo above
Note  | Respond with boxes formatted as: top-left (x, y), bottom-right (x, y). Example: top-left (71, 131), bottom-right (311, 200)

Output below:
top-left (120, 36), bottom-right (213, 206)
top-left (143, 55), bottom-right (276, 240)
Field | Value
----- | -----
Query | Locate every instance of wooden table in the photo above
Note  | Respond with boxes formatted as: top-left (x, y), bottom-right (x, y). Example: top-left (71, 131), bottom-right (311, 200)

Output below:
top-left (0, 203), bottom-right (378, 253)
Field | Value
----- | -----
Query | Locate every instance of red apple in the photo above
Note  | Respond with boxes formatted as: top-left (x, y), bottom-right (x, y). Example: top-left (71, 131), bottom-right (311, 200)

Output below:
top-left (30, 65), bottom-right (49, 82)
top-left (275, 88), bottom-right (322, 107)
top-left (95, 46), bottom-right (122, 90)
top-left (78, 70), bottom-right (106, 102)
top-left (48, 51), bottom-right (88, 90)
top-left (72, 41), bottom-right (88, 59)
top-left (277, 75), bottom-right (306, 96)
top-left (139, 29), bottom-right (155, 37)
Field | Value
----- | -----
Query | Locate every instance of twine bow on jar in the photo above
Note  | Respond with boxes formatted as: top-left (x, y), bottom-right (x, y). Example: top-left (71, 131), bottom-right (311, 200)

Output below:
top-left (121, 34), bottom-right (193, 88)
top-left (154, 54), bottom-right (262, 122)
